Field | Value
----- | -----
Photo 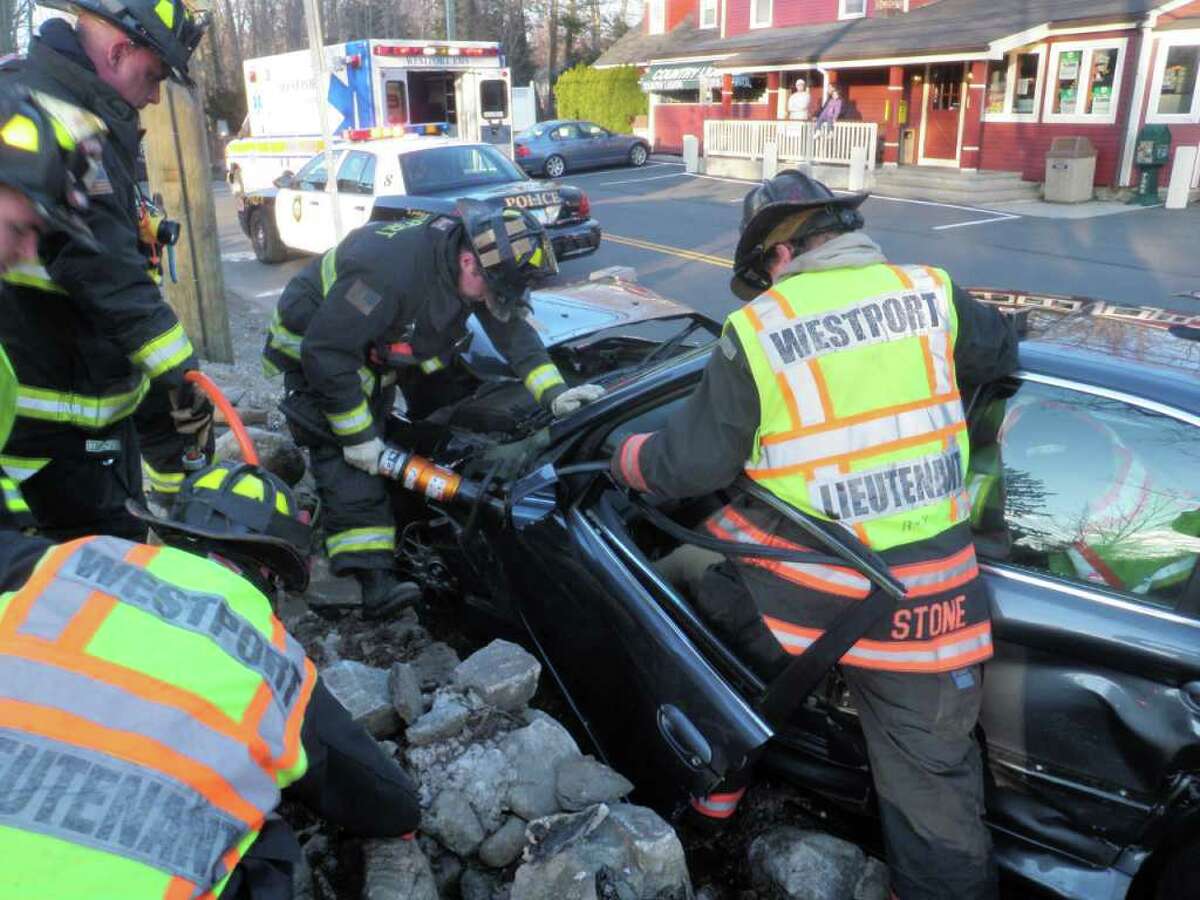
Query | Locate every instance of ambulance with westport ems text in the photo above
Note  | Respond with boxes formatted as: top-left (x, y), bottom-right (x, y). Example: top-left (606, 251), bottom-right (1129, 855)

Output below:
top-left (226, 38), bottom-right (513, 197)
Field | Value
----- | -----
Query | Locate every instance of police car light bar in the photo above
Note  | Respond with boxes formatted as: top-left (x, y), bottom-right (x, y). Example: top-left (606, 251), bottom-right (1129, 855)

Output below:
top-left (373, 44), bottom-right (499, 57)
top-left (344, 124), bottom-right (449, 141)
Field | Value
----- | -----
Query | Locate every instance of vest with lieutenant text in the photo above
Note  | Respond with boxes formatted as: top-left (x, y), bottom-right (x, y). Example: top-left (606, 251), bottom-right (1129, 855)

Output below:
top-left (723, 263), bottom-right (992, 673)
top-left (0, 536), bottom-right (316, 899)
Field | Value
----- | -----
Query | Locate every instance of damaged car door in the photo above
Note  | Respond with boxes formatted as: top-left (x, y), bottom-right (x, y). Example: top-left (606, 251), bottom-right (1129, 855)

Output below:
top-left (966, 374), bottom-right (1200, 878)
top-left (501, 362), bottom-right (773, 809)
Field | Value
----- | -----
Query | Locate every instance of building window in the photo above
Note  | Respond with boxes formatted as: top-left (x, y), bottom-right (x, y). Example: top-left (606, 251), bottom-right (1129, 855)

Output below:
top-left (648, 0), bottom-right (665, 34)
top-left (1044, 39), bottom-right (1126, 124)
top-left (839, 0), bottom-right (866, 19)
top-left (1147, 35), bottom-right (1200, 123)
top-left (984, 48), bottom-right (1043, 120)
top-left (699, 0), bottom-right (717, 28)
top-left (750, 0), bottom-right (771, 29)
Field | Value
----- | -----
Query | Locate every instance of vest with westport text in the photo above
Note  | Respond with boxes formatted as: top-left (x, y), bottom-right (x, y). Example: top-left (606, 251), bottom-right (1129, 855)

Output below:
top-left (0, 536), bottom-right (316, 899)
top-left (723, 263), bottom-right (991, 673)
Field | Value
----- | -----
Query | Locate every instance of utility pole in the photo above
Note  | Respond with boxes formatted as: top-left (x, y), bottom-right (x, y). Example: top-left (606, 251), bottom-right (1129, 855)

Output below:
top-left (302, 0), bottom-right (343, 242)
top-left (445, 0), bottom-right (457, 40)
top-left (141, 83), bottom-right (234, 364)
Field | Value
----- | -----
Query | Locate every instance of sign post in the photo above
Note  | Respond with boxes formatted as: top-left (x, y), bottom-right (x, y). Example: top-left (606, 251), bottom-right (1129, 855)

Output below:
top-left (302, 0), bottom-right (344, 241)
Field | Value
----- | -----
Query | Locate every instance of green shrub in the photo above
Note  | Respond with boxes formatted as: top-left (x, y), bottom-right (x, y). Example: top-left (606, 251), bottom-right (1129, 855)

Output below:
top-left (553, 65), bottom-right (647, 133)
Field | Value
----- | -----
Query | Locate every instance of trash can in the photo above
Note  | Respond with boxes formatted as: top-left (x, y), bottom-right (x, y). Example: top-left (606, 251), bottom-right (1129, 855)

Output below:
top-left (1044, 136), bottom-right (1097, 203)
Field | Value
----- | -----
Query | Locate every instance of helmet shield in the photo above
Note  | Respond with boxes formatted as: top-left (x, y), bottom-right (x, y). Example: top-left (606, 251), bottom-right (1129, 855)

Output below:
top-left (127, 460), bottom-right (313, 591)
top-left (730, 169), bottom-right (868, 302)
top-left (458, 199), bottom-right (558, 318)
top-left (0, 88), bottom-right (106, 250)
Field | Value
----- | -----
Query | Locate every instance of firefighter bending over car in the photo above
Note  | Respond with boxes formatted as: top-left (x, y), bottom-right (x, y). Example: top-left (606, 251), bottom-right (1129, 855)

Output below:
top-left (263, 201), bottom-right (605, 618)
top-left (0, 88), bottom-right (422, 898)
top-left (0, 0), bottom-right (216, 542)
top-left (610, 170), bottom-right (1019, 900)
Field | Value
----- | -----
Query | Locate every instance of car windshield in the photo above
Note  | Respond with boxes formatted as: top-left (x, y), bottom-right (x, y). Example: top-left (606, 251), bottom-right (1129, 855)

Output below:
top-left (399, 145), bottom-right (526, 195)
top-left (518, 125), bottom-right (547, 139)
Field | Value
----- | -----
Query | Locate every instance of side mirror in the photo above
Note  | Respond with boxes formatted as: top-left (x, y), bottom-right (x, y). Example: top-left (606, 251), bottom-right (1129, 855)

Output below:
top-left (273, 170), bottom-right (295, 188)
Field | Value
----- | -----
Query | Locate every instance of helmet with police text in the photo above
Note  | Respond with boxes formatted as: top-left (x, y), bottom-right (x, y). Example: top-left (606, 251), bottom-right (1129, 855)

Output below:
top-left (457, 198), bottom-right (557, 317)
top-left (731, 169), bottom-right (867, 302)
top-left (127, 460), bottom-right (313, 591)
top-left (40, 0), bottom-right (211, 87)
top-left (0, 88), bottom-right (106, 250)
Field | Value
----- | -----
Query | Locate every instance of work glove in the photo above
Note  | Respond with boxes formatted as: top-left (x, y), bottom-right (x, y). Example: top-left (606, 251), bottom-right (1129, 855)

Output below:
top-left (476, 429), bottom-right (551, 481)
top-left (551, 384), bottom-right (606, 418)
top-left (343, 437), bottom-right (385, 476)
top-left (168, 378), bottom-right (214, 447)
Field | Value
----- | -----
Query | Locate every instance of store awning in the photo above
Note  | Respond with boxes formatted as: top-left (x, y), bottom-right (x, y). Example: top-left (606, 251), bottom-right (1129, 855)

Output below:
top-left (639, 63), bottom-right (750, 92)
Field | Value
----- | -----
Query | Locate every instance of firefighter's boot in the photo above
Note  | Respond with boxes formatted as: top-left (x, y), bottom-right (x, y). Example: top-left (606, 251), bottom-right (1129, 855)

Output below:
top-left (356, 570), bottom-right (421, 620)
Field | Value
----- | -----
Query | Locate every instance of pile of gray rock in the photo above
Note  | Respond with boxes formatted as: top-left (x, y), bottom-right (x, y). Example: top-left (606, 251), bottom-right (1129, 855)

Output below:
top-left (315, 633), bottom-right (692, 900)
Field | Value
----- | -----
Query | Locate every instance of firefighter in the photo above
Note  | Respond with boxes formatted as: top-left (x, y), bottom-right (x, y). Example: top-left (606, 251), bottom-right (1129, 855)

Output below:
top-left (263, 202), bottom-right (604, 619)
top-left (0, 87), bottom-right (106, 551)
top-left (0, 0), bottom-right (215, 543)
top-left (610, 171), bottom-right (1018, 900)
top-left (0, 471), bottom-right (422, 899)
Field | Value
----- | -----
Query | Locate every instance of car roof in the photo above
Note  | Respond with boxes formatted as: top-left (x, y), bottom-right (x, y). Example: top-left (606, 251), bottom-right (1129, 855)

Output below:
top-left (973, 290), bottom-right (1200, 417)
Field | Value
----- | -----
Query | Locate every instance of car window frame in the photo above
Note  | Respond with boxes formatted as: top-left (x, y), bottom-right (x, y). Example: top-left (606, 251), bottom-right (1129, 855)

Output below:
top-left (580, 122), bottom-right (607, 139)
top-left (336, 150), bottom-right (372, 195)
top-left (969, 370), bottom-right (1200, 618)
top-left (294, 153), bottom-right (332, 192)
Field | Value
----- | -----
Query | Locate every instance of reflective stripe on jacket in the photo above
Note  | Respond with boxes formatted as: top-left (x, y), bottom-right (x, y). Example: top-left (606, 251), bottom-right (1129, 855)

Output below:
top-left (0, 536), bottom-right (316, 897)
top-left (727, 263), bottom-right (971, 552)
top-left (707, 503), bottom-right (990, 672)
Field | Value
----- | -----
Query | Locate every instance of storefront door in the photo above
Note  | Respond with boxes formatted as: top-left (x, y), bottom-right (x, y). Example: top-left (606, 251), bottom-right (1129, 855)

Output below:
top-left (919, 63), bottom-right (965, 166)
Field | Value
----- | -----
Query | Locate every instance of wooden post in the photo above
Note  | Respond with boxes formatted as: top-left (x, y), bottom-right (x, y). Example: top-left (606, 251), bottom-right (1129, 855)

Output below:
top-left (141, 83), bottom-right (234, 364)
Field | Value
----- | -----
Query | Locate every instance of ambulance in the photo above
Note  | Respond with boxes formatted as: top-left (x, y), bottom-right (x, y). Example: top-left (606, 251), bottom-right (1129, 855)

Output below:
top-left (226, 38), bottom-right (513, 197)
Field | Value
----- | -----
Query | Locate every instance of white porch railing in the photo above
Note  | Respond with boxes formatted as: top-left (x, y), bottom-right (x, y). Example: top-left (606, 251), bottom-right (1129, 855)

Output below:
top-left (703, 119), bottom-right (878, 169)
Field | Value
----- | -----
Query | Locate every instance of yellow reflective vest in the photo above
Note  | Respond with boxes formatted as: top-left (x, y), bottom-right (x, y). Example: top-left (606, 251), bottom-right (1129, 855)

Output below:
top-left (727, 263), bottom-right (971, 552)
top-left (0, 536), bottom-right (316, 898)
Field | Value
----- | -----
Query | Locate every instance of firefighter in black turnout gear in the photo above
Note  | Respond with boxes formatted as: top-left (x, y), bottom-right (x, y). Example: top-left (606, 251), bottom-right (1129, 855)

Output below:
top-left (264, 201), bottom-right (604, 618)
top-left (0, 0), bottom-right (213, 542)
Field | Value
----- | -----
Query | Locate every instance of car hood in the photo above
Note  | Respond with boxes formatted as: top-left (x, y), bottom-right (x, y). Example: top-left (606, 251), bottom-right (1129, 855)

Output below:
top-left (462, 275), bottom-right (711, 379)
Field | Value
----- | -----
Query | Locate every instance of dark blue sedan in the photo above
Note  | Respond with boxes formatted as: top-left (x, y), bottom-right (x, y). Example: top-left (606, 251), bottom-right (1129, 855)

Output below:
top-left (380, 285), bottom-right (1200, 900)
top-left (515, 119), bottom-right (650, 178)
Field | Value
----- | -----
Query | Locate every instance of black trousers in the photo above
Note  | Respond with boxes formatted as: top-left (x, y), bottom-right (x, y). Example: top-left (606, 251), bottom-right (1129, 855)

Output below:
top-left (13, 417), bottom-right (148, 542)
top-left (693, 560), bottom-right (997, 900)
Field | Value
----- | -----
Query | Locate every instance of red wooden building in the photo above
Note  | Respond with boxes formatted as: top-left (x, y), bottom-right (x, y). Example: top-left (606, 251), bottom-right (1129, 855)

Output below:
top-left (597, 0), bottom-right (1200, 187)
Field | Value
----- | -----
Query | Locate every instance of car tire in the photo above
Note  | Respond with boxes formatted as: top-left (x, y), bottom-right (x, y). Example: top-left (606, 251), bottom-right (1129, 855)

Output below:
top-left (250, 208), bottom-right (288, 264)
top-left (544, 154), bottom-right (566, 179)
top-left (629, 144), bottom-right (649, 167)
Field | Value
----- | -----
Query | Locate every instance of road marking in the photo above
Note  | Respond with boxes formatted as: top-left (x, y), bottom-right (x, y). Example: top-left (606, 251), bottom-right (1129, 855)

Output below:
top-left (594, 172), bottom-right (691, 186)
top-left (222, 251), bottom-right (257, 262)
top-left (255, 289), bottom-right (278, 298)
top-left (561, 162), bottom-right (682, 179)
top-left (931, 213), bottom-right (1021, 230)
top-left (605, 232), bottom-right (732, 267)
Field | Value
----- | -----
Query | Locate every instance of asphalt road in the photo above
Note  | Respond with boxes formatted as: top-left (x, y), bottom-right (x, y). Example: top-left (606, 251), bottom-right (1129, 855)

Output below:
top-left (218, 162), bottom-right (1200, 326)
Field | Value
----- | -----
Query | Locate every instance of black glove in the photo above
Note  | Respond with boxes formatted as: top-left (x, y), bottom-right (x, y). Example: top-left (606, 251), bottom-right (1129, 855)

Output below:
top-left (476, 429), bottom-right (551, 481)
top-left (168, 377), bottom-right (215, 447)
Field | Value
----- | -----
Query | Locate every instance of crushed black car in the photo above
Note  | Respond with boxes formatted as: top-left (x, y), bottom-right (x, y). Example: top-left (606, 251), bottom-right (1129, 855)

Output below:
top-left (370, 277), bottom-right (1200, 900)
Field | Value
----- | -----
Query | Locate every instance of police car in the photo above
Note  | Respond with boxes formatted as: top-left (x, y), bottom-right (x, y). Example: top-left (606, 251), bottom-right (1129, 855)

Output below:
top-left (237, 131), bottom-right (601, 264)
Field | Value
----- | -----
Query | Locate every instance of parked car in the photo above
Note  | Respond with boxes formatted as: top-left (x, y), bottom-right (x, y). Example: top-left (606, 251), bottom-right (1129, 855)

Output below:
top-left (515, 119), bottom-right (650, 178)
top-left (238, 136), bottom-right (600, 264)
top-left (376, 281), bottom-right (1200, 900)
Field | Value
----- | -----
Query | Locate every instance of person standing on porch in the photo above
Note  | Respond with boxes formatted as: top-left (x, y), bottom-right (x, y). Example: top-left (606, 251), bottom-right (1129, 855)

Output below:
top-left (787, 78), bottom-right (810, 121)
